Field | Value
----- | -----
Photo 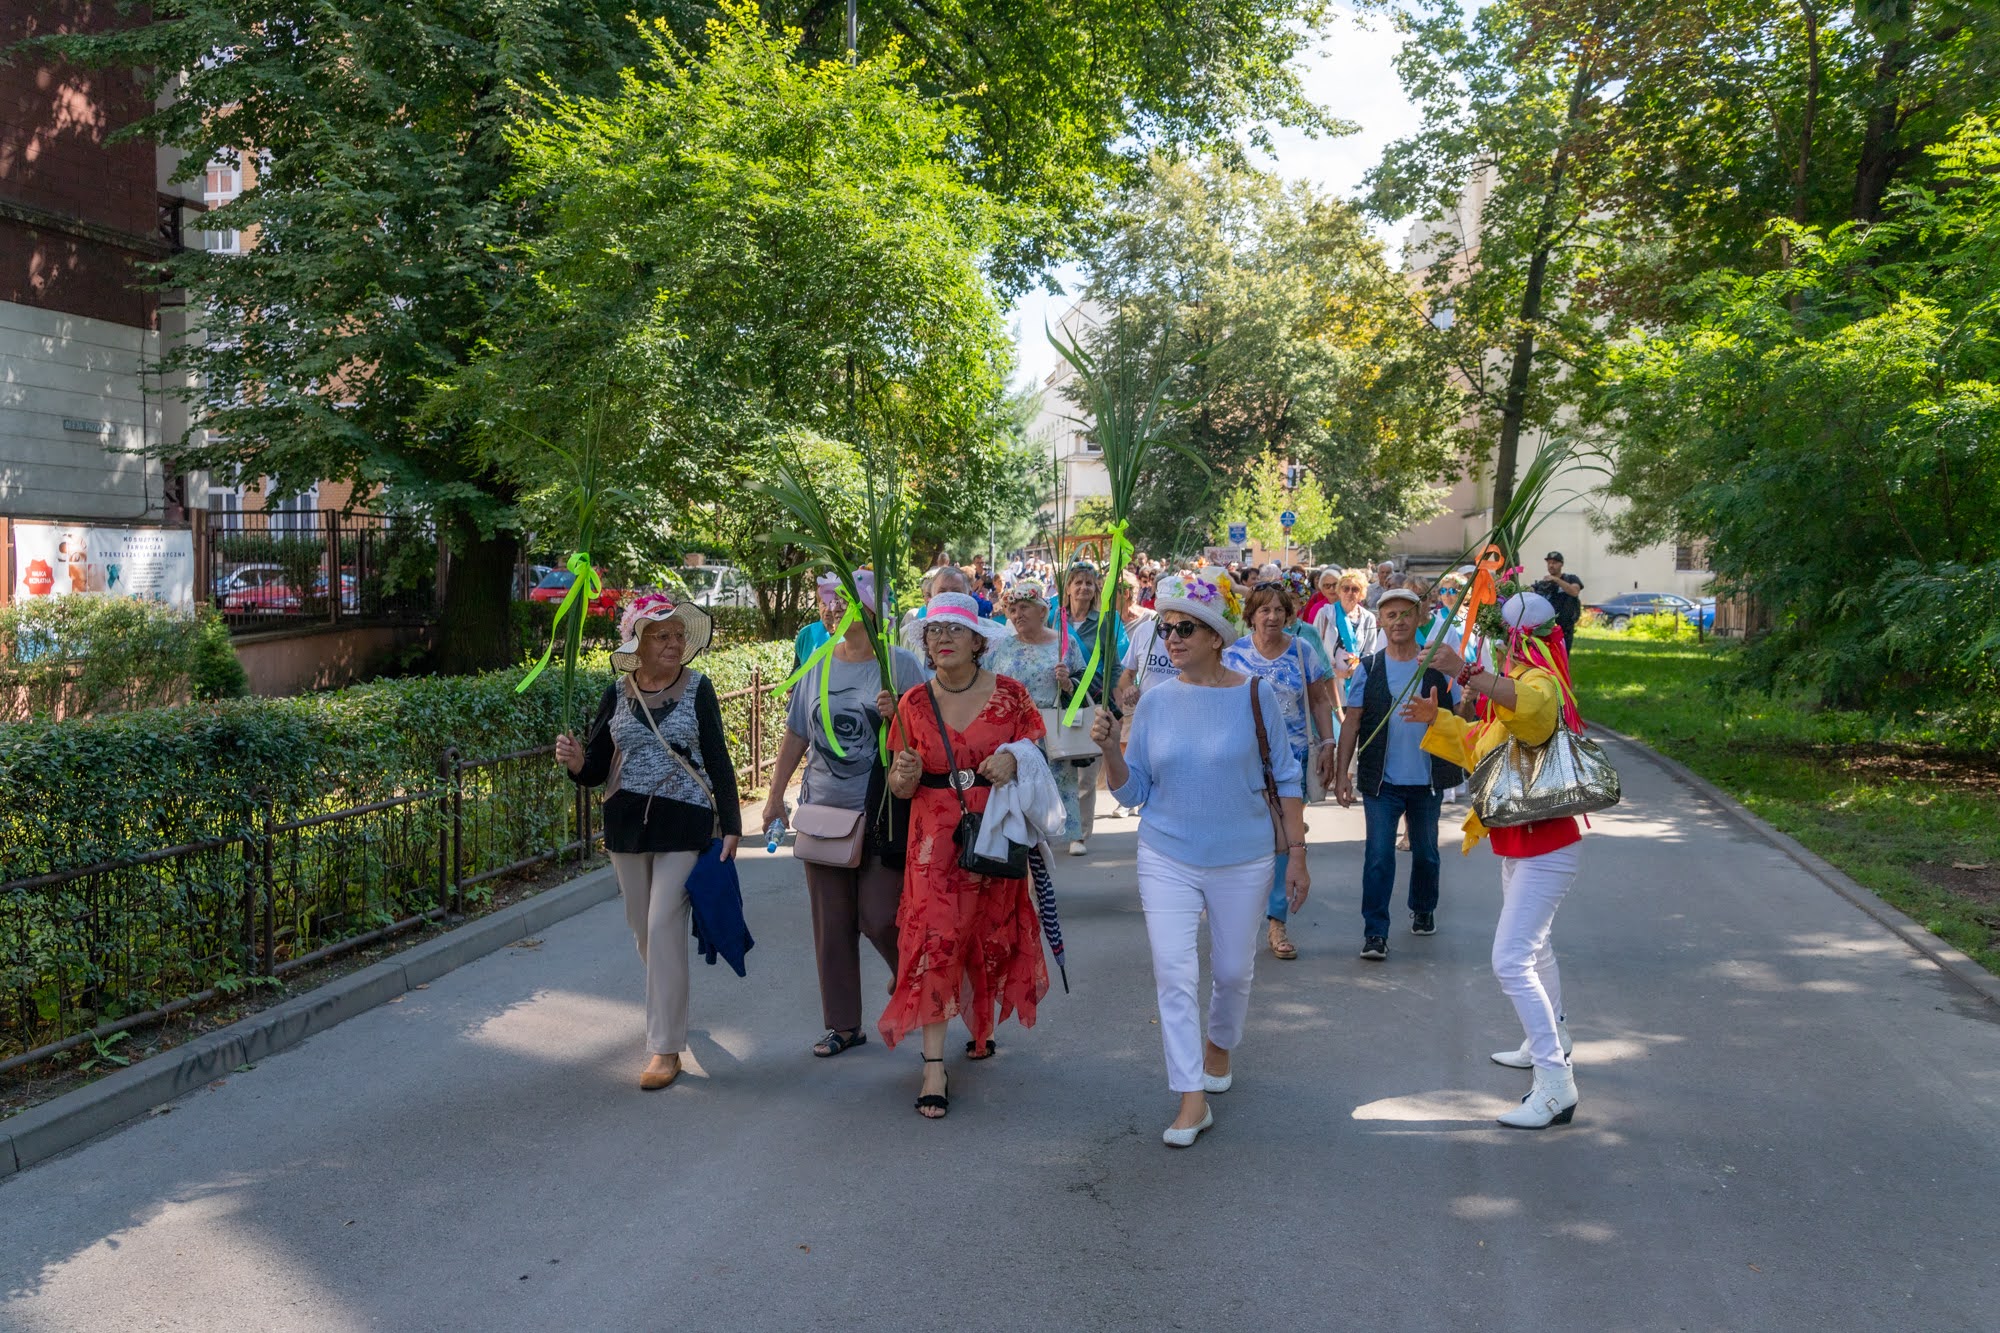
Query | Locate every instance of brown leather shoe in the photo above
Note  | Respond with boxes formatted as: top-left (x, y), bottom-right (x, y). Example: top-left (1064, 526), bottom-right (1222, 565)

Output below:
top-left (639, 1056), bottom-right (681, 1090)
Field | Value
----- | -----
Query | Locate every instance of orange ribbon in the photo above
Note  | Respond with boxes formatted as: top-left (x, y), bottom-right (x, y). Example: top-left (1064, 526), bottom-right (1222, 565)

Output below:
top-left (1460, 543), bottom-right (1505, 654)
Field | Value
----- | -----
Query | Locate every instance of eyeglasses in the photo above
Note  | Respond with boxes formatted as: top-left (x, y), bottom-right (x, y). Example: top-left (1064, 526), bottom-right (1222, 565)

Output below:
top-left (1156, 618), bottom-right (1203, 640)
top-left (922, 622), bottom-right (973, 640)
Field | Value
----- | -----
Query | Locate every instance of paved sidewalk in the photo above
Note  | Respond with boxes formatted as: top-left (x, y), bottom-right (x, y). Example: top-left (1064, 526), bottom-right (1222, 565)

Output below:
top-left (3, 738), bottom-right (1998, 1331)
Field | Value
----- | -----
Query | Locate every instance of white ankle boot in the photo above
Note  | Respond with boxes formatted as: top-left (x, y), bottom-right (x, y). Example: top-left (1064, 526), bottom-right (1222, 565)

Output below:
top-left (1497, 1064), bottom-right (1577, 1129)
top-left (1491, 1021), bottom-right (1572, 1069)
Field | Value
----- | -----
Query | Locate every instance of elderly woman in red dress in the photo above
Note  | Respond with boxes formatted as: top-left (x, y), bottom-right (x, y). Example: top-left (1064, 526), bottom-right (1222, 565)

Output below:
top-left (884, 592), bottom-right (1050, 1119)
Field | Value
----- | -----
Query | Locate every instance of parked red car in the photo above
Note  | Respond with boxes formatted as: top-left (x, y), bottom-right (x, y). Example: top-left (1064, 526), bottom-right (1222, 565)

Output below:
top-left (528, 567), bottom-right (622, 615)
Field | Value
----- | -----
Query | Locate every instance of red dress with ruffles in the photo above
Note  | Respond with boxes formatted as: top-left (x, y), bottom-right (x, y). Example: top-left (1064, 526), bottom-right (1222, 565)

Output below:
top-left (878, 676), bottom-right (1051, 1049)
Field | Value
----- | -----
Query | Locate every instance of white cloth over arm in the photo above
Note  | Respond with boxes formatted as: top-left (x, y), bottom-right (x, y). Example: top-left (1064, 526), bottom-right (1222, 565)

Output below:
top-left (973, 740), bottom-right (1067, 861)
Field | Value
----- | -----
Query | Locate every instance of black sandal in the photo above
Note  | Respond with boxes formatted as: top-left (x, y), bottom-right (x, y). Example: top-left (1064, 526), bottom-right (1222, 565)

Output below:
top-left (914, 1056), bottom-right (950, 1119)
top-left (965, 1038), bottom-right (997, 1060)
top-left (813, 1029), bottom-right (866, 1058)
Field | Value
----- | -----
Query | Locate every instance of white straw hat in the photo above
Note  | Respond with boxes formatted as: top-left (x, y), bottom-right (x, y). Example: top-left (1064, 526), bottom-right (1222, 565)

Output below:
top-left (612, 592), bottom-right (714, 672)
top-left (1152, 575), bottom-right (1235, 641)
top-left (920, 591), bottom-right (1010, 641)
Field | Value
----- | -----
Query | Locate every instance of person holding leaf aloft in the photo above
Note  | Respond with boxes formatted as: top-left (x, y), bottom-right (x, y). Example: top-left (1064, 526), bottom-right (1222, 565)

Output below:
top-left (557, 593), bottom-right (741, 1092)
top-left (763, 571), bottom-right (926, 1060)
top-left (882, 593), bottom-right (1049, 1120)
top-left (1400, 590), bottom-right (1585, 1130)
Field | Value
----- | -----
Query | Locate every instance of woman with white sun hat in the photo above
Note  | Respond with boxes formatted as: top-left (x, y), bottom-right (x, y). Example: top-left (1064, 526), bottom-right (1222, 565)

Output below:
top-left (1091, 573), bottom-right (1305, 1148)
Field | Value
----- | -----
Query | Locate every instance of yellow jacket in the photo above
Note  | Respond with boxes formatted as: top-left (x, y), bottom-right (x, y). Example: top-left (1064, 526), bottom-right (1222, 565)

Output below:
top-left (1420, 664), bottom-right (1563, 854)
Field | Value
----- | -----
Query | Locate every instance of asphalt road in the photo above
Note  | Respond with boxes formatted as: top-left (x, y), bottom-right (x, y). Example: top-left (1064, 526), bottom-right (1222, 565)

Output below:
top-left (3, 738), bottom-right (1998, 1331)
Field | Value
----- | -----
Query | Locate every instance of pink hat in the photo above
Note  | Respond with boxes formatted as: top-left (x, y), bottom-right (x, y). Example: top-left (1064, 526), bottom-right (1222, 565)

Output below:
top-left (613, 592), bottom-right (713, 671)
top-left (920, 591), bottom-right (1010, 642)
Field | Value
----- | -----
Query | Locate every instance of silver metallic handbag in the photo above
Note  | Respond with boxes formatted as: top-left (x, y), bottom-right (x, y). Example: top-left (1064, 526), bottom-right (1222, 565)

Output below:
top-left (1469, 726), bottom-right (1621, 827)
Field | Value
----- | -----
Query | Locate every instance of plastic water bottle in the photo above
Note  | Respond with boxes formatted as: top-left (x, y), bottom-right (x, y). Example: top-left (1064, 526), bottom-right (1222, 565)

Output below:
top-left (765, 818), bottom-right (786, 854)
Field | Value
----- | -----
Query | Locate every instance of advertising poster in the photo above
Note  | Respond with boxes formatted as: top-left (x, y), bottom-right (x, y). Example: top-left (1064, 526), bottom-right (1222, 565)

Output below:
top-left (9, 522), bottom-right (195, 611)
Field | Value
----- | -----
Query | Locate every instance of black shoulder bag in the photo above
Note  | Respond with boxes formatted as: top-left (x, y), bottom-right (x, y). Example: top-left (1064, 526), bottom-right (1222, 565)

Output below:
top-left (925, 683), bottom-right (1029, 880)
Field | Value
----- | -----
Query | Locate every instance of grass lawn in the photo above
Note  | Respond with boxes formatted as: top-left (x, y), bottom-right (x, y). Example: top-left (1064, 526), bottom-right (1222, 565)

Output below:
top-left (1570, 624), bottom-right (2000, 975)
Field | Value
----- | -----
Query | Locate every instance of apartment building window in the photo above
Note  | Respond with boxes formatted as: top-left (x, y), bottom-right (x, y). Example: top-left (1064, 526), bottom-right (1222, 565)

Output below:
top-left (208, 484), bottom-right (246, 530)
top-left (203, 161), bottom-right (241, 253)
top-left (1675, 542), bottom-right (1710, 572)
top-left (268, 486), bottom-right (322, 534)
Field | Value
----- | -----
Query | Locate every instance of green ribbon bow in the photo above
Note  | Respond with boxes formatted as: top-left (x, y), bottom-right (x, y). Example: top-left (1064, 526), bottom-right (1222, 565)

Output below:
top-left (1064, 519), bottom-right (1135, 725)
top-left (516, 552), bottom-right (601, 694)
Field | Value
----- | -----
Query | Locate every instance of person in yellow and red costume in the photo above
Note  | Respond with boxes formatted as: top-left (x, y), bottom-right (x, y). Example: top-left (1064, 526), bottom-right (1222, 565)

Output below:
top-left (1399, 588), bottom-right (1586, 1130)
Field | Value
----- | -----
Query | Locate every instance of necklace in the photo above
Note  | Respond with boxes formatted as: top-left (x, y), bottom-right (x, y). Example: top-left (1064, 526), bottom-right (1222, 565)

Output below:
top-left (934, 668), bottom-right (981, 694)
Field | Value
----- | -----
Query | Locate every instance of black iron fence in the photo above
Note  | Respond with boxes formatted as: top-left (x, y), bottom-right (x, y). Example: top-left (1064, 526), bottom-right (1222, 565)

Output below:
top-left (208, 508), bottom-right (438, 632)
top-left (0, 746), bottom-right (595, 1073)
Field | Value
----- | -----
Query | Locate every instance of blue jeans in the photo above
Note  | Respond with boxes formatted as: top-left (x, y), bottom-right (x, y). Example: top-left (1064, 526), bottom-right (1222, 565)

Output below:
top-left (1361, 784), bottom-right (1443, 937)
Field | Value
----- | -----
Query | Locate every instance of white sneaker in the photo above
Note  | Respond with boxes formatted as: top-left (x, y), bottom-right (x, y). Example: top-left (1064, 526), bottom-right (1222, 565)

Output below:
top-left (1068, 840), bottom-right (1087, 856)
top-left (1163, 1106), bottom-right (1214, 1147)
top-left (1496, 1066), bottom-right (1578, 1129)
top-left (1491, 1022), bottom-right (1573, 1069)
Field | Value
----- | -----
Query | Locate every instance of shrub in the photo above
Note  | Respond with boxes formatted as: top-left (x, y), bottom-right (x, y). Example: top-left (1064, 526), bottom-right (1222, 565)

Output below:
top-left (1626, 612), bottom-right (1699, 644)
top-left (0, 638), bottom-right (795, 882)
top-left (0, 599), bottom-right (246, 718)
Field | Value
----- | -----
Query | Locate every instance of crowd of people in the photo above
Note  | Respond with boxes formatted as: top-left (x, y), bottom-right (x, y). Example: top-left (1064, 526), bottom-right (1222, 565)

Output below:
top-left (555, 548), bottom-right (1595, 1145)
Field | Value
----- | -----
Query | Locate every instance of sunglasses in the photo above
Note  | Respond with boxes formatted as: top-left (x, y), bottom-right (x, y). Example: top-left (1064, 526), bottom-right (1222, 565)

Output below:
top-left (1156, 618), bottom-right (1204, 640)
top-left (1253, 580), bottom-right (1286, 592)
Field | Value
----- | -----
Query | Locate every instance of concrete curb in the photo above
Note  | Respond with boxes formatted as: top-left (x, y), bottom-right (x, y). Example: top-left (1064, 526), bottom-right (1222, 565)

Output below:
top-left (0, 863), bottom-right (621, 1181)
top-left (1597, 726), bottom-right (2000, 1012)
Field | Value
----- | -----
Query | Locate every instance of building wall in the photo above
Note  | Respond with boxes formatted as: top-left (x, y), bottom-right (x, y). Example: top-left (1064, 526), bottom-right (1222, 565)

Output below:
top-left (0, 0), bottom-right (162, 331)
top-left (0, 299), bottom-right (167, 519)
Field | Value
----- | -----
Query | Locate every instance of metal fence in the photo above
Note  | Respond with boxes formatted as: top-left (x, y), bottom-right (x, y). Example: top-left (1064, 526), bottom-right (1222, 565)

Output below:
top-left (0, 746), bottom-right (594, 1073)
top-left (208, 508), bottom-right (438, 633)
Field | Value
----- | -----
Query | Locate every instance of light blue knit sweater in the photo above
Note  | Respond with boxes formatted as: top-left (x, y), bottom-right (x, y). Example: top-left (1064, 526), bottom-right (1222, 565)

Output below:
top-left (1111, 676), bottom-right (1304, 868)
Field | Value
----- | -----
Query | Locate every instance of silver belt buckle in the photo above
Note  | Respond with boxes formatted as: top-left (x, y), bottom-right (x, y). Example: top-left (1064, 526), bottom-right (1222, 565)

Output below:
top-left (949, 768), bottom-right (978, 791)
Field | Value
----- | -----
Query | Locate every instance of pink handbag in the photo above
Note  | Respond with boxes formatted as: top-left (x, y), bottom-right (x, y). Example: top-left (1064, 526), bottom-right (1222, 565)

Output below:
top-left (791, 803), bottom-right (867, 869)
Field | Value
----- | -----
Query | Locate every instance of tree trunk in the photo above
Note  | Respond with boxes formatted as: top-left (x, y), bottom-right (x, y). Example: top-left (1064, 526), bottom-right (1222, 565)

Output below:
top-left (434, 512), bottom-right (520, 675)
top-left (1492, 60), bottom-right (1593, 519)
top-left (1850, 32), bottom-right (1913, 223)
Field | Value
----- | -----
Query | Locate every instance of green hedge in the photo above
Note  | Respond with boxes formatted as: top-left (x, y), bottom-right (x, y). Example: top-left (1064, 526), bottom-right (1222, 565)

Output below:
top-left (0, 598), bottom-right (247, 718)
top-left (0, 639), bottom-right (794, 882)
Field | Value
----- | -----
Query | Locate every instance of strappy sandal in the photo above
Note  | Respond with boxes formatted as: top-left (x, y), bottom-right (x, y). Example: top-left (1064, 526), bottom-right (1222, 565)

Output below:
top-left (914, 1056), bottom-right (950, 1119)
top-left (965, 1038), bottom-right (997, 1060)
top-left (813, 1029), bottom-right (866, 1058)
top-left (1268, 920), bottom-right (1298, 961)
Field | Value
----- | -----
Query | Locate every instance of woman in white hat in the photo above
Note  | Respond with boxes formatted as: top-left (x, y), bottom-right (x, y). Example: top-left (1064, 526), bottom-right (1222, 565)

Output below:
top-left (557, 592), bottom-right (741, 1091)
top-left (1090, 574), bottom-right (1307, 1148)
top-left (1402, 589), bottom-right (1584, 1129)
top-left (883, 592), bottom-right (1050, 1119)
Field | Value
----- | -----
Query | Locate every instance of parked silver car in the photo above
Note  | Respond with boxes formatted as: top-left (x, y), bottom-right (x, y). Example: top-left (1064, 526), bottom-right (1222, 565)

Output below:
top-left (674, 565), bottom-right (757, 609)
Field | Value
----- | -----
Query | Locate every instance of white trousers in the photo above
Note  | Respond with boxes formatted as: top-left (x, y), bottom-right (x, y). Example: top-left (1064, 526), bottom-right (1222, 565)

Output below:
top-left (1494, 843), bottom-right (1579, 1071)
top-left (1137, 843), bottom-right (1274, 1093)
top-left (608, 850), bottom-right (698, 1056)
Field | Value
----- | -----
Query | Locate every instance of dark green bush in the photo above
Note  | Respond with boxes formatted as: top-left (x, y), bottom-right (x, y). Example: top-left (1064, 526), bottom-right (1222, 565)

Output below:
top-left (0, 638), bottom-right (794, 882)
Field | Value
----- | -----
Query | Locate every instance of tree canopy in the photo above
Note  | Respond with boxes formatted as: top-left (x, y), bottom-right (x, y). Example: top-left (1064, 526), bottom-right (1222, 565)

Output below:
top-left (1076, 155), bottom-right (1460, 559)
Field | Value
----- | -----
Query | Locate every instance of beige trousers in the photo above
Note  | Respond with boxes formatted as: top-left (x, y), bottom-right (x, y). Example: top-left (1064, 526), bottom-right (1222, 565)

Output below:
top-left (609, 850), bottom-right (698, 1055)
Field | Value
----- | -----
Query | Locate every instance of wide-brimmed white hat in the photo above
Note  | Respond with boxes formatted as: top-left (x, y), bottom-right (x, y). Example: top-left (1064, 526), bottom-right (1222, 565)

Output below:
top-left (920, 591), bottom-right (1010, 642)
top-left (612, 591), bottom-right (714, 672)
top-left (1152, 575), bottom-right (1235, 641)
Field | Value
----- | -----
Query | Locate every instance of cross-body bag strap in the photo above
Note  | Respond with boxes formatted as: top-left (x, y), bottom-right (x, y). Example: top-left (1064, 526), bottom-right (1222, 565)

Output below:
top-left (1250, 680), bottom-right (1281, 809)
top-left (628, 676), bottom-right (720, 834)
top-left (924, 682), bottom-right (974, 818)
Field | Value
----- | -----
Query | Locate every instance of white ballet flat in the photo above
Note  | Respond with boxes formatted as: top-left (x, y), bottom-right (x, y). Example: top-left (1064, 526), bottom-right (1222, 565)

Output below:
top-left (1201, 1071), bottom-right (1233, 1094)
top-left (1163, 1107), bottom-right (1214, 1148)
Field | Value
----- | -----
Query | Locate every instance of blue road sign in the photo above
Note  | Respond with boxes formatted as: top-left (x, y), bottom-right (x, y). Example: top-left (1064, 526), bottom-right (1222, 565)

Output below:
top-left (1280, 510), bottom-right (1296, 530)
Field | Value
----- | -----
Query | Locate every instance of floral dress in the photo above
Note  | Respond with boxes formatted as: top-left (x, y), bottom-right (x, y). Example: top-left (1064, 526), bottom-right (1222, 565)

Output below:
top-left (878, 676), bottom-right (1051, 1049)
top-left (985, 632), bottom-right (1088, 841)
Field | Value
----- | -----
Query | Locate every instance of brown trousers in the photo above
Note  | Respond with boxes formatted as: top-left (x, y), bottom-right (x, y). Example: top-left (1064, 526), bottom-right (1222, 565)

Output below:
top-left (803, 853), bottom-right (902, 1034)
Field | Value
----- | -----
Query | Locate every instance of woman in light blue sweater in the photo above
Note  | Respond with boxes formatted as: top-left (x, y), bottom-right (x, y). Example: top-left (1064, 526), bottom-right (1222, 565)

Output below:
top-left (1091, 574), bottom-right (1307, 1148)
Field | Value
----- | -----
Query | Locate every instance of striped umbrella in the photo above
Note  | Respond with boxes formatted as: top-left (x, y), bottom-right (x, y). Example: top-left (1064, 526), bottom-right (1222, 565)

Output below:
top-left (1027, 846), bottom-right (1069, 993)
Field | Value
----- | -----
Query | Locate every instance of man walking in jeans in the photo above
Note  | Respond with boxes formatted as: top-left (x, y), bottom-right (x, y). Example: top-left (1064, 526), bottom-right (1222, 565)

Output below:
top-left (1333, 589), bottom-right (1466, 960)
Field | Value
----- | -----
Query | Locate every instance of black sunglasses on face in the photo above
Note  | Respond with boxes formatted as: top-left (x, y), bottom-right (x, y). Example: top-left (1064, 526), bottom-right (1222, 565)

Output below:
top-left (1156, 618), bottom-right (1203, 640)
